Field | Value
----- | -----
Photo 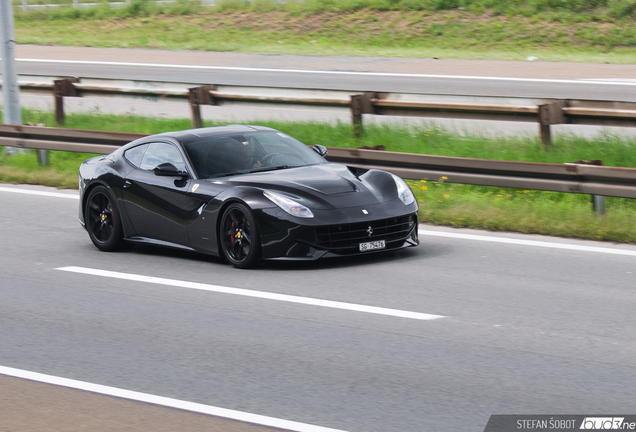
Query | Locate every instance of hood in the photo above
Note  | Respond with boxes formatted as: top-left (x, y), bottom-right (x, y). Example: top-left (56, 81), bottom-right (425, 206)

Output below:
top-left (233, 164), bottom-right (359, 195)
top-left (223, 163), bottom-right (399, 208)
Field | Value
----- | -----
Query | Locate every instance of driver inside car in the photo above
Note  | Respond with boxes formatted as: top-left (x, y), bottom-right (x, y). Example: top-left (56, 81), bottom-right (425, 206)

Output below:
top-left (239, 138), bottom-right (262, 169)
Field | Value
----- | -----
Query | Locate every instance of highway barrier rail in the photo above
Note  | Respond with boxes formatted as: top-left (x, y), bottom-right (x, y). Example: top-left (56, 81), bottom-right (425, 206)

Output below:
top-left (11, 75), bottom-right (636, 148)
top-left (2, 124), bottom-right (636, 206)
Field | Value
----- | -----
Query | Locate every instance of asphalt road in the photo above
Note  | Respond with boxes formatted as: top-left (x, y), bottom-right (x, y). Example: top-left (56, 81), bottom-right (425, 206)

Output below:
top-left (2, 183), bottom-right (636, 431)
top-left (14, 45), bottom-right (636, 100)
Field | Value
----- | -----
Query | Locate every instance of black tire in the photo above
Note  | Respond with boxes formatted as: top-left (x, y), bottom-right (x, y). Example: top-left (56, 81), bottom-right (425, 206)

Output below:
top-left (85, 185), bottom-right (125, 252)
top-left (219, 203), bottom-right (261, 269)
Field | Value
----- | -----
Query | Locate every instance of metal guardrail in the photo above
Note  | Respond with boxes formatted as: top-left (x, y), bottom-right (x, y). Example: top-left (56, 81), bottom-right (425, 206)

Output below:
top-left (350, 93), bottom-right (636, 145)
top-left (13, 75), bottom-right (636, 148)
top-left (0, 124), bottom-right (143, 154)
top-left (2, 124), bottom-right (636, 201)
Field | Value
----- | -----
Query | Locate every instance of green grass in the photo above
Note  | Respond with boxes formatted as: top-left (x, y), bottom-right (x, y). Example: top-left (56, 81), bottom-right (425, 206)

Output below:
top-left (411, 181), bottom-right (636, 243)
top-left (14, 0), bottom-right (636, 18)
top-left (3, 108), bottom-right (636, 243)
top-left (13, 0), bottom-right (636, 63)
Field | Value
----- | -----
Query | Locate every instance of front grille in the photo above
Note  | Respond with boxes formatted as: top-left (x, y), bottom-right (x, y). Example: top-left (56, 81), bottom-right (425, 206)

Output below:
top-left (299, 215), bottom-right (415, 251)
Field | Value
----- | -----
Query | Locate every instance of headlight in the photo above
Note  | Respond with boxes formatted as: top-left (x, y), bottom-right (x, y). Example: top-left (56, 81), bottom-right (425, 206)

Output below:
top-left (391, 174), bottom-right (415, 205)
top-left (264, 191), bottom-right (314, 218)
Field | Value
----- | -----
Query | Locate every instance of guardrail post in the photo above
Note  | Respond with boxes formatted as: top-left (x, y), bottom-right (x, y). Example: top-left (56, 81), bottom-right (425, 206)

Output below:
top-left (53, 78), bottom-right (79, 125)
top-left (538, 101), bottom-right (567, 150)
top-left (50, 78), bottom-right (78, 167)
top-left (351, 92), bottom-right (377, 138)
top-left (588, 159), bottom-right (606, 216)
top-left (571, 159), bottom-right (606, 216)
top-left (592, 195), bottom-right (606, 215)
top-left (21, 123), bottom-right (50, 167)
top-left (188, 85), bottom-right (215, 129)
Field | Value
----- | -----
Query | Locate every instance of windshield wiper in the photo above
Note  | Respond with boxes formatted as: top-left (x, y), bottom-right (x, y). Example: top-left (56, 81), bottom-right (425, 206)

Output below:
top-left (208, 171), bottom-right (246, 179)
top-left (208, 165), bottom-right (291, 178)
top-left (248, 165), bottom-right (290, 173)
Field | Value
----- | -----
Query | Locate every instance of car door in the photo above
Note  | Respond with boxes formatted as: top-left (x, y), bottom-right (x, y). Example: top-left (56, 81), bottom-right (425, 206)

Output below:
top-left (122, 141), bottom-right (202, 246)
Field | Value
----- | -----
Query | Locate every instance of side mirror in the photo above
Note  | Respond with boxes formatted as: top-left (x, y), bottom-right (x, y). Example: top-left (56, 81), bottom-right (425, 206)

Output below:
top-left (312, 145), bottom-right (328, 157)
top-left (153, 162), bottom-right (188, 178)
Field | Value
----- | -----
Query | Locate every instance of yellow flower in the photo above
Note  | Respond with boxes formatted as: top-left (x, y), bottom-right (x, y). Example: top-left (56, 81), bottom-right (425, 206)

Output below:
top-left (443, 194), bottom-right (449, 198)
top-left (421, 186), bottom-right (428, 190)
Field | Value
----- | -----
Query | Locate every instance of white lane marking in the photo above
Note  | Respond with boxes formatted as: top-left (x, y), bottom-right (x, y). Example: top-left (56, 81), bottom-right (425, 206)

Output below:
top-left (0, 186), bottom-right (79, 199)
top-left (421, 229), bottom-right (636, 257)
top-left (0, 365), bottom-right (347, 432)
top-left (56, 266), bottom-right (445, 321)
top-left (15, 58), bottom-right (636, 87)
top-left (583, 78), bottom-right (636, 84)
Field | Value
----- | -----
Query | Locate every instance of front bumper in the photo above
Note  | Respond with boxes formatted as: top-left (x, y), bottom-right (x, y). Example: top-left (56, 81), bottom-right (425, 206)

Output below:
top-left (257, 208), bottom-right (419, 261)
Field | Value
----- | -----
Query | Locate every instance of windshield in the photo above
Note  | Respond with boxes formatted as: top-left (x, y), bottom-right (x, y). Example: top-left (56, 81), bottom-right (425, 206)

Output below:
top-left (183, 130), bottom-right (327, 179)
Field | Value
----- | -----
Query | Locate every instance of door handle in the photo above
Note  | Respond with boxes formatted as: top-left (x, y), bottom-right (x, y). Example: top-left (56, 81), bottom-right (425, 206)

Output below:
top-left (123, 180), bottom-right (131, 189)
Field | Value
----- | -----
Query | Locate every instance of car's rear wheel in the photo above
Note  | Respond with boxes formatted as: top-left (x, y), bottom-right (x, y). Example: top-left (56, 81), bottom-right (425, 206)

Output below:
top-left (220, 203), bottom-right (261, 269)
top-left (85, 185), bottom-right (125, 252)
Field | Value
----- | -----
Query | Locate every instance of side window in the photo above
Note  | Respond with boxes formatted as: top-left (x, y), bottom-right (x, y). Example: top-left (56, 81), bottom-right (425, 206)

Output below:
top-left (139, 142), bottom-right (186, 172)
top-left (123, 144), bottom-right (148, 168)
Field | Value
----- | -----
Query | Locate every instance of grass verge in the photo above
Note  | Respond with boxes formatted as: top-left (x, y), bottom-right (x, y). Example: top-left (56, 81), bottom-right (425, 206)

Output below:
top-left (14, 1), bottom-right (636, 63)
top-left (2, 108), bottom-right (636, 243)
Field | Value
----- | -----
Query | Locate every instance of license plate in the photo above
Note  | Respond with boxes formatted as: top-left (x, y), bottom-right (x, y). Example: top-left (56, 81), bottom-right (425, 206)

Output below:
top-left (359, 240), bottom-right (386, 252)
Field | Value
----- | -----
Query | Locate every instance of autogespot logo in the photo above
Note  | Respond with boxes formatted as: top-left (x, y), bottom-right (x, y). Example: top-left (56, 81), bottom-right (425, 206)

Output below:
top-left (580, 417), bottom-right (634, 429)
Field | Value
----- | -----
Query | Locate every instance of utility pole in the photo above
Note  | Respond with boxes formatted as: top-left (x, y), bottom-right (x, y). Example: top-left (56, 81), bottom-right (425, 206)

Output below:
top-left (1, 0), bottom-right (37, 159)
top-left (1, 0), bottom-right (22, 126)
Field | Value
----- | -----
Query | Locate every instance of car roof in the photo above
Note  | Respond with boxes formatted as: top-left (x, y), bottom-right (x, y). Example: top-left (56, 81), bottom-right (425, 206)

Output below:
top-left (154, 125), bottom-right (277, 144)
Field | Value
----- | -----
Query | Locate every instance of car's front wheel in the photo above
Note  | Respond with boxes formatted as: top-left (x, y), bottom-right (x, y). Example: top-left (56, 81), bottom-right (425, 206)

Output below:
top-left (220, 203), bottom-right (261, 269)
top-left (85, 185), bottom-right (125, 252)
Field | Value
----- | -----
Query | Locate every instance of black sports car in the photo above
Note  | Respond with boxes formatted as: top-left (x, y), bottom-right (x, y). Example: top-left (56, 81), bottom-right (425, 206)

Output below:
top-left (79, 125), bottom-right (419, 268)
